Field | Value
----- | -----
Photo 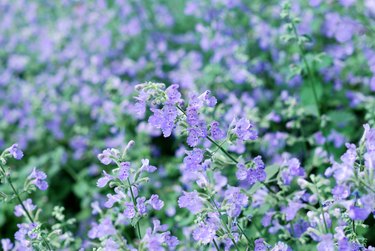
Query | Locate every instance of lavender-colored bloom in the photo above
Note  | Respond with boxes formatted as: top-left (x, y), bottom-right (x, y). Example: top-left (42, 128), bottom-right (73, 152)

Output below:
top-left (1, 239), bottom-right (13, 251)
top-left (97, 148), bottom-right (119, 165)
top-left (236, 162), bottom-right (248, 180)
top-left (178, 191), bottom-right (203, 214)
top-left (317, 234), bottom-right (335, 251)
top-left (14, 199), bottom-right (36, 217)
top-left (149, 102), bottom-right (178, 137)
top-left (183, 148), bottom-right (204, 172)
top-left (282, 201), bottom-right (304, 221)
top-left (332, 185), bottom-right (350, 200)
top-left (97, 170), bottom-right (114, 188)
top-left (281, 158), bottom-right (305, 185)
top-left (364, 124), bottom-right (375, 153)
top-left (210, 121), bottom-right (226, 140)
top-left (165, 84), bottom-right (182, 104)
top-left (149, 194), bottom-right (164, 210)
top-left (137, 197), bottom-right (147, 216)
top-left (233, 118), bottom-right (258, 141)
top-left (124, 202), bottom-right (136, 219)
top-left (254, 238), bottom-right (267, 251)
top-left (103, 238), bottom-right (119, 251)
top-left (28, 168), bottom-right (48, 190)
top-left (88, 217), bottom-right (117, 239)
top-left (104, 193), bottom-right (121, 208)
top-left (141, 159), bottom-right (157, 172)
top-left (224, 186), bottom-right (248, 217)
top-left (8, 144), bottom-right (24, 160)
top-left (118, 162), bottom-right (130, 181)
top-left (349, 206), bottom-right (371, 221)
top-left (192, 223), bottom-right (216, 244)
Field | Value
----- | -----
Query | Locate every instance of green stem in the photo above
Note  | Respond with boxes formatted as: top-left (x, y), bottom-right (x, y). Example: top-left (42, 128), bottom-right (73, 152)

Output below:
top-left (312, 179), bottom-right (329, 234)
top-left (127, 178), bottom-right (142, 239)
top-left (209, 198), bottom-right (240, 251)
top-left (0, 164), bottom-right (52, 251)
top-left (237, 223), bottom-right (252, 247)
top-left (213, 238), bottom-right (220, 251)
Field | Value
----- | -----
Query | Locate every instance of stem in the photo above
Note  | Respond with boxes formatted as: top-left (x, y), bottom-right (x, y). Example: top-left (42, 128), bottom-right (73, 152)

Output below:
top-left (213, 238), bottom-right (220, 251)
top-left (209, 197), bottom-right (240, 251)
top-left (176, 105), bottom-right (238, 165)
top-left (290, 21), bottom-right (332, 159)
top-left (0, 164), bottom-right (52, 251)
top-left (312, 179), bottom-right (329, 233)
top-left (127, 178), bottom-right (142, 239)
top-left (237, 223), bottom-right (252, 246)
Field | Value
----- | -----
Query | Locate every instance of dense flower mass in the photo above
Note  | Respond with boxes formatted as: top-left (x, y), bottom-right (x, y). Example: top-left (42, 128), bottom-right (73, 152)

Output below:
top-left (1, 0), bottom-right (375, 250)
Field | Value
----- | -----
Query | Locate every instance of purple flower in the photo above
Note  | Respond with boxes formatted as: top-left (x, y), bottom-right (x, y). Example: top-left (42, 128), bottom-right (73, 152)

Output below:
top-left (332, 185), bottom-right (350, 200)
top-left (149, 194), bottom-right (164, 210)
top-left (14, 199), bottom-right (36, 217)
top-left (183, 148), bottom-right (204, 172)
top-left (124, 202), bottom-right (136, 219)
top-left (233, 118), bottom-right (258, 141)
top-left (192, 223), bottom-right (216, 244)
top-left (224, 186), bottom-right (248, 217)
top-left (254, 238), bottom-right (267, 251)
top-left (282, 201), bottom-right (304, 221)
top-left (97, 170), bottom-right (114, 188)
top-left (165, 84), bottom-right (182, 104)
top-left (210, 121), bottom-right (226, 140)
top-left (348, 206), bottom-right (371, 221)
top-left (8, 144), bottom-right (24, 160)
top-left (149, 102), bottom-right (178, 137)
top-left (141, 159), bottom-right (157, 173)
top-left (103, 238), bottom-right (119, 251)
top-left (281, 158), bottom-right (305, 185)
top-left (118, 162), bottom-right (130, 181)
top-left (178, 191), bottom-right (203, 214)
top-left (28, 168), bottom-right (48, 190)
top-left (317, 234), bottom-right (334, 251)
top-left (137, 197), bottom-right (147, 216)
top-left (88, 217), bottom-right (117, 239)
top-left (1, 239), bottom-right (13, 251)
top-left (97, 148), bottom-right (119, 165)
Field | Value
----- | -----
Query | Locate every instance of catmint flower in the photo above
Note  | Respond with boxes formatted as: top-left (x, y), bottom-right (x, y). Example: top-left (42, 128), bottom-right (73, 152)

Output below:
top-left (14, 199), bottom-right (36, 217)
top-left (332, 185), bottom-right (350, 200)
top-left (281, 158), bottom-right (305, 185)
top-left (317, 234), bottom-right (334, 251)
top-left (178, 191), bottom-right (203, 214)
top-left (271, 242), bottom-right (292, 251)
top-left (104, 193), bottom-right (121, 208)
top-left (88, 217), bottom-right (117, 239)
top-left (149, 102), bottom-right (178, 137)
top-left (140, 159), bottom-right (157, 172)
top-left (364, 124), bottom-right (375, 153)
top-left (28, 168), bottom-right (48, 190)
top-left (8, 144), bottom-right (24, 160)
top-left (165, 84), bottom-right (182, 104)
top-left (1, 239), bottom-right (13, 251)
top-left (282, 201), bottom-right (304, 221)
top-left (97, 170), bottom-right (114, 188)
top-left (124, 202), bottom-right (136, 219)
top-left (198, 90), bottom-right (217, 107)
top-left (97, 148), bottom-right (119, 165)
top-left (104, 238), bottom-right (119, 251)
top-left (254, 238), bottom-right (267, 251)
top-left (210, 121), bottom-right (226, 140)
top-left (149, 194), bottom-right (164, 210)
top-left (118, 162), bottom-right (130, 181)
top-left (233, 118), bottom-right (258, 141)
top-left (15, 223), bottom-right (39, 246)
top-left (348, 206), bottom-right (371, 221)
top-left (183, 148), bottom-right (204, 172)
top-left (192, 223), bottom-right (217, 244)
top-left (137, 197), bottom-right (147, 215)
top-left (224, 186), bottom-right (248, 217)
